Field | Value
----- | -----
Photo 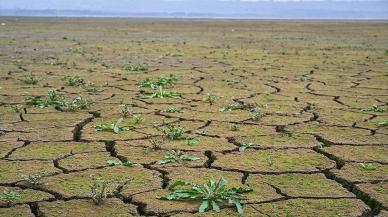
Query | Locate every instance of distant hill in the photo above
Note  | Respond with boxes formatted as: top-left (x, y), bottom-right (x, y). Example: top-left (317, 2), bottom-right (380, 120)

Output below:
top-left (1, 0), bottom-right (387, 19)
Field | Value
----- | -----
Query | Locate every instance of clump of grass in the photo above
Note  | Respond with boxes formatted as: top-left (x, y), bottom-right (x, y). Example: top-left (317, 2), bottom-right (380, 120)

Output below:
top-left (145, 137), bottom-right (164, 152)
top-left (60, 75), bottom-right (85, 86)
top-left (82, 81), bottom-right (104, 92)
top-left (21, 174), bottom-right (44, 186)
top-left (229, 124), bottom-right (240, 131)
top-left (159, 177), bottom-right (252, 214)
top-left (90, 177), bottom-right (108, 205)
top-left (185, 137), bottom-right (199, 146)
top-left (361, 105), bottom-right (386, 113)
top-left (124, 63), bottom-right (148, 72)
top-left (118, 104), bottom-right (131, 118)
top-left (238, 143), bottom-right (254, 152)
top-left (157, 150), bottom-right (199, 165)
top-left (26, 90), bottom-right (92, 111)
top-left (219, 103), bottom-right (243, 112)
top-left (137, 74), bottom-right (177, 88)
top-left (107, 160), bottom-right (132, 166)
top-left (140, 86), bottom-right (181, 99)
top-left (171, 52), bottom-right (185, 57)
top-left (162, 107), bottom-right (182, 113)
top-left (10, 104), bottom-right (24, 113)
top-left (161, 122), bottom-right (185, 140)
top-left (223, 78), bottom-right (241, 84)
top-left (251, 109), bottom-right (263, 121)
top-left (377, 120), bottom-right (388, 127)
top-left (0, 188), bottom-right (21, 205)
top-left (202, 93), bottom-right (220, 105)
top-left (24, 72), bottom-right (40, 85)
top-left (93, 118), bottom-right (133, 133)
top-left (62, 96), bottom-right (92, 111)
top-left (360, 163), bottom-right (377, 171)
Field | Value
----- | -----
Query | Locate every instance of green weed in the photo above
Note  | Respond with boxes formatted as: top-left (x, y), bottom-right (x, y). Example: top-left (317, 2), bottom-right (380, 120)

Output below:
top-left (159, 177), bottom-right (252, 214)
top-left (21, 174), bottom-right (44, 186)
top-left (24, 72), bottom-right (40, 85)
top-left (107, 160), bottom-right (132, 166)
top-left (140, 86), bottom-right (181, 99)
top-left (60, 75), bottom-right (85, 86)
top-left (0, 189), bottom-right (21, 204)
top-left (124, 63), bottom-right (148, 72)
top-left (90, 177), bottom-right (108, 205)
top-left (161, 123), bottom-right (185, 140)
top-left (361, 105), bottom-right (386, 113)
top-left (93, 118), bottom-right (133, 133)
top-left (157, 150), bottom-right (199, 165)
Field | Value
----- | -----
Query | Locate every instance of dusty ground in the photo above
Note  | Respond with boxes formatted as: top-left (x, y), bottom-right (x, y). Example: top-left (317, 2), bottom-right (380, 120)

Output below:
top-left (0, 17), bottom-right (387, 216)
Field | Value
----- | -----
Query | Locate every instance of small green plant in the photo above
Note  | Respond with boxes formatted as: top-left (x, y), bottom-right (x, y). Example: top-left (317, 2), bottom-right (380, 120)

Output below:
top-left (131, 114), bottom-right (144, 124)
top-left (266, 156), bottom-right (274, 166)
top-left (377, 120), bottom-right (388, 127)
top-left (82, 81), bottom-right (104, 92)
top-left (21, 174), bottom-right (44, 186)
top-left (162, 107), bottom-right (182, 113)
top-left (219, 103), bottom-right (243, 112)
top-left (156, 150), bottom-right (199, 165)
top-left (10, 104), bottom-right (24, 113)
top-left (124, 63), bottom-right (148, 72)
top-left (60, 75), bottom-right (85, 86)
top-left (140, 86), bottom-right (180, 99)
top-left (361, 105), bottom-right (386, 113)
top-left (161, 123), bottom-right (185, 140)
top-left (172, 52), bottom-right (184, 57)
top-left (254, 56), bottom-right (265, 61)
top-left (90, 177), bottom-right (108, 205)
top-left (118, 104), bottom-right (131, 118)
top-left (360, 163), bottom-right (377, 171)
top-left (185, 137), bottom-right (199, 146)
top-left (238, 143), bottom-right (254, 152)
top-left (26, 90), bottom-right (92, 111)
top-left (61, 96), bottom-right (92, 111)
top-left (24, 72), bottom-right (40, 85)
top-left (251, 109), bottom-right (263, 121)
top-left (0, 189), bottom-right (21, 205)
top-left (229, 124), bottom-right (240, 131)
top-left (137, 74), bottom-right (178, 88)
top-left (202, 93), bottom-right (220, 105)
top-left (93, 118), bottom-right (133, 133)
top-left (145, 137), bottom-right (164, 152)
top-left (107, 160), bottom-right (132, 166)
top-left (27, 90), bottom-right (64, 108)
top-left (159, 177), bottom-right (252, 214)
top-left (224, 78), bottom-right (241, 84)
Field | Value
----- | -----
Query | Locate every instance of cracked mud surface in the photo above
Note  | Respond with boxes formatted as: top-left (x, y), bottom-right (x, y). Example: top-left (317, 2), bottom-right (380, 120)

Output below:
top-left (0, 18), bottom-right (387, 216)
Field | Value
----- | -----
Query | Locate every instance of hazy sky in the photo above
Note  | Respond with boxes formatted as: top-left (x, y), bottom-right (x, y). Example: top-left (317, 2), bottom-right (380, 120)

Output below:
top-left (1, 0), bottom-right (387, 19)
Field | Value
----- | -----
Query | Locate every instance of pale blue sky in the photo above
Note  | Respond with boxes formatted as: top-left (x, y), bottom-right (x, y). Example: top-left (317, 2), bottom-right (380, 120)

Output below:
top-left (0, 0), bottom-right (387, 19)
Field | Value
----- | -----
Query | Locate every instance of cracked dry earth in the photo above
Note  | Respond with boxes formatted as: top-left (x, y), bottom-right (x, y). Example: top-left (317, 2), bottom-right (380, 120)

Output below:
top-left (0, 18), bottom-right (387, 217)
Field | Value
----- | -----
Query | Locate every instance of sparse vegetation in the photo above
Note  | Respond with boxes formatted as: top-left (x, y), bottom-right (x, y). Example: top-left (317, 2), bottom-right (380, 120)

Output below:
top-left (124, 63), bottom-right (148, 72)
top-left (90, 177), bottom-right (108, 205)
top-left (93, 118), bottom-right (133, 133)
top-left (61, 75), bottom-right (85, 86)
top-left (156, 150), bottom-right (199, 165)
top-left (0, 189), bottom-right (21, 205)
top-left (26, 90), bottom-right (92, 111)
top-left (360, 163), bottom-right (377, 171)
top-left (361, 105), bottom-right (386, 113)
top-left (162, 107), bottom-right (182, 113)
top-left (203, 93), bottom-right (220, 105)
top-left (140, 86), bottom-right (181, 99)
top-left (107, 160), bottom-right (132, 166)
top-left (21, 174), bottom-right (44, 186)
top-left (161, 122), bottom-right (185, 140)
top-left (159, 177), bottom-right (252, 214)
top-left (24, 72), bottom-right (40, 85)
